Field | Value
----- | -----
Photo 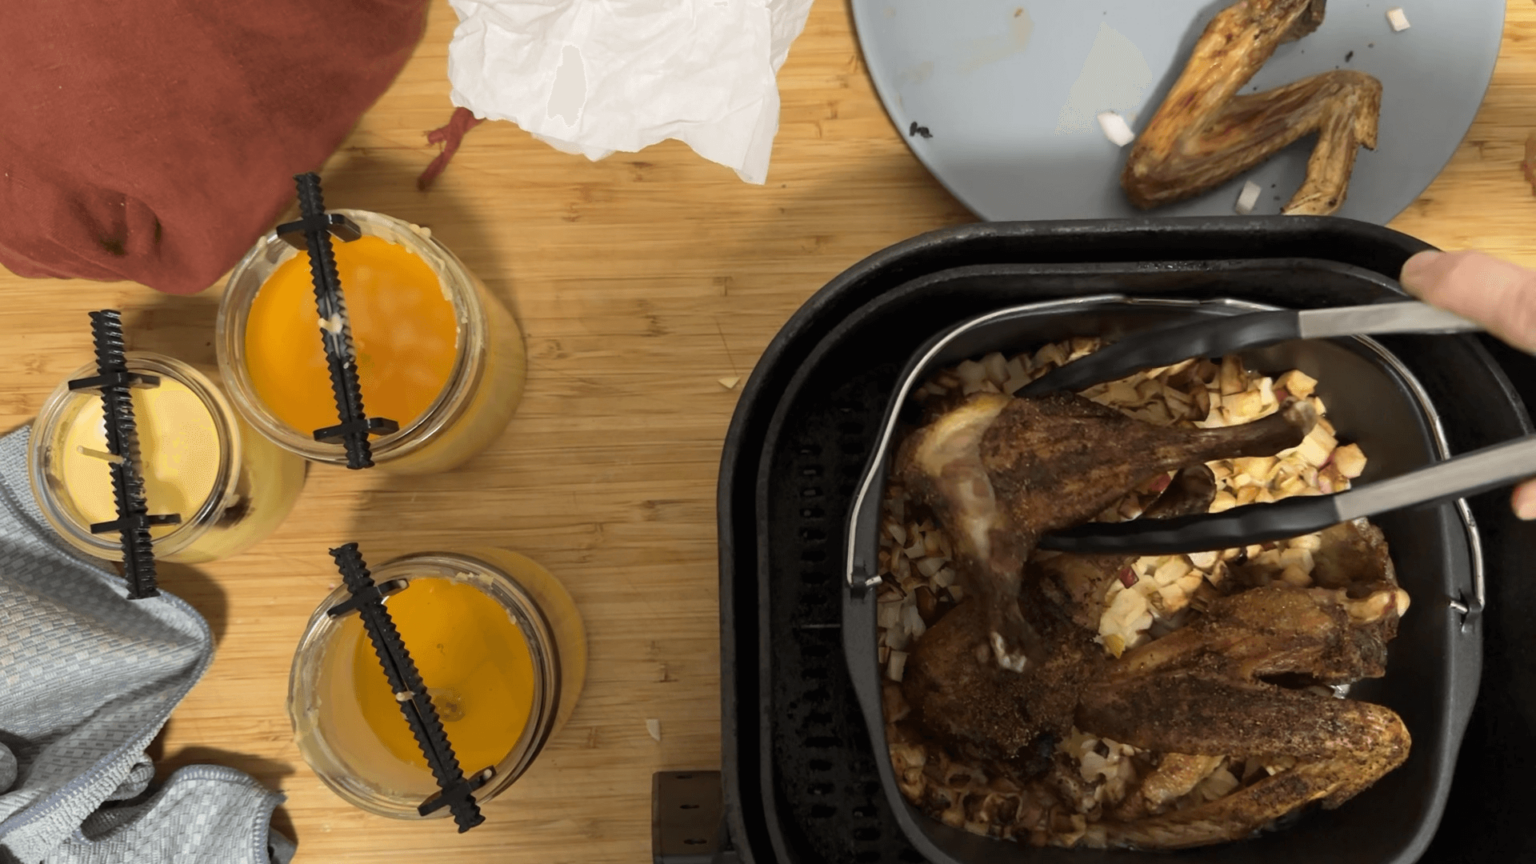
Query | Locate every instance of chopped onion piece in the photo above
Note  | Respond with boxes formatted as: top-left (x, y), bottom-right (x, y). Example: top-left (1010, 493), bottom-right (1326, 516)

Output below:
top-left (647, 718), bottom-right (662, 741)
top-left (1154, 557), bottom-right (1191, 586)
top-left (1224, 389), bottom-right (1265, 421)
top-left (1219, 356), bottom-right (1248, 396)
top-left (1387, 7), bottom-right (1410, 31)
top-left (1235, 180), bottom-right (1262, 214)
top-left (1279, 566), bottom-right (1312, 588)
top-left (1279, 546), bottom-right (1314, 574)
top-left (1275, 370), bottom-right (1317, 400)
top-left (888, 650), bottom-right (909, 682)
top-left (982, 352), bottom-right (1009, 385)
top-left (1188, 550), bottom-right (1219, 570)
top-left (901, 604), bottom-right (928, 640)
top-left (956, 359), bottom-right (988, 386)
top-left (1290, 532), bottom-right (1324, 552)
top-left (1098, 111), bottom-right (1136, 147)
top-left (1333, 443), bottom-right (1368, 479)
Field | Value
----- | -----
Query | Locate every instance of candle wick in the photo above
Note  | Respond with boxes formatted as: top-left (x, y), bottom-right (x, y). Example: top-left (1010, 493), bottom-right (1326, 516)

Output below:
top-left (76, 445), bottom-right (124, 464)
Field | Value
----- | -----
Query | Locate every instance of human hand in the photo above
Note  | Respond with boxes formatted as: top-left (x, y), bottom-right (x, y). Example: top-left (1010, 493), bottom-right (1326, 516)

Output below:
top-left (1400, 250), bottom-right (1536, 520)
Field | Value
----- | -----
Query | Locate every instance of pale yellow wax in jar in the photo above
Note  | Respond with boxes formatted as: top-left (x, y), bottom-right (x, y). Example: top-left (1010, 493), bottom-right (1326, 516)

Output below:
top-left (58, 378), bottom-right (220, 534)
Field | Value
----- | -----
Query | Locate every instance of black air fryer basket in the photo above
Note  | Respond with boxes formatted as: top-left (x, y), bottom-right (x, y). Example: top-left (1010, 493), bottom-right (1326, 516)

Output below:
top-left (679, 218), bottom-right (1536, 864)
top-left (843, 291), bottom-right (1479, 864)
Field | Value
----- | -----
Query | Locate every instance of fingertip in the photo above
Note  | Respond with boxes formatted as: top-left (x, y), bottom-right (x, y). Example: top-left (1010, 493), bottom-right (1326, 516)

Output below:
top-left (1399, 250), bottom-right (1444, 293)
top-left (1514, 482), bottom-right (1536, 521)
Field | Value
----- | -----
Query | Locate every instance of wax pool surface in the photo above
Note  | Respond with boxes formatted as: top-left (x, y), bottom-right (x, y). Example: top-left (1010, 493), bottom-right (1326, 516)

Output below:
top-left (348, 577), bottom-right (535, 773)
top-left (245, 236), bottom-right (459, 435)
top-left (58, 377), bottom-right (219, 534)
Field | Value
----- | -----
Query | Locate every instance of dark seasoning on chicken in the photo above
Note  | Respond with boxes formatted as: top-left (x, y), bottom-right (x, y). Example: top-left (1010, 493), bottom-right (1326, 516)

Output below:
top-left (876, 338), bottom-right (1412, 850)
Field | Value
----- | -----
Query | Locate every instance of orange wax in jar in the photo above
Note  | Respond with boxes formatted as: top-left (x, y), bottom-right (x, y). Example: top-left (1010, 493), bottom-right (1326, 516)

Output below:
top-left (220, 209), bottom-right (527, 473)
top-left (347, 578), bottom-right (536, 773)
top-left (288, 549), bottom-right (585, 819)
top-left (244, 236), bottom-right (458, 436)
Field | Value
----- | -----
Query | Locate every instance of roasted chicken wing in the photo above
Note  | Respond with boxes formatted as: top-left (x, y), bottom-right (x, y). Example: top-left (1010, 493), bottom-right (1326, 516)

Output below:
top-left (1122, 0), bottom-right (1382, 216)
top-left (1082, 585), bottom-right (1410, 849)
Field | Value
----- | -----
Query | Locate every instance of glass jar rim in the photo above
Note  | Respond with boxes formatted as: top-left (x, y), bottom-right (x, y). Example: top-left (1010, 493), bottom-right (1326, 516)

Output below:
top-left (28, 352), bottom-right (239, 559)
top-left (214, 210), bottom-right (488, 466)
top-left (287, 551), bottom-right (562, 819)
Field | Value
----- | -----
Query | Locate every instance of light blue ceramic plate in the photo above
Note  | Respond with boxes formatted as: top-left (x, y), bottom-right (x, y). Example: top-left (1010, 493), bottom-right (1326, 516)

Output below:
top-left (851, 0), bottom-right (1504, 222)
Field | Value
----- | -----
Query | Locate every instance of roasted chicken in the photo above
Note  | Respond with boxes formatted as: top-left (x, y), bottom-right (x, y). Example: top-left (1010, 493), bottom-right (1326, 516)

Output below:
top-left (1122, 0), bottom-right (1382, 216)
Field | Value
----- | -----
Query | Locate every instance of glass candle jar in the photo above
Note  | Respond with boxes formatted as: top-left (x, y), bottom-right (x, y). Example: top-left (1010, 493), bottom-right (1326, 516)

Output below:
top-left (288, 549), bottom-right (587, 819)
top-left (28, 353), bottom-right (307, 565)
top-left (216, 210), bottom-right (526, 474)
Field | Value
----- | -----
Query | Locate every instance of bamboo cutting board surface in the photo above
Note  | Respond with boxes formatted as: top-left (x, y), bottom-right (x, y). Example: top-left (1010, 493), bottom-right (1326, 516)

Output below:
top-left (1, 1), bottom-right (1534, 860)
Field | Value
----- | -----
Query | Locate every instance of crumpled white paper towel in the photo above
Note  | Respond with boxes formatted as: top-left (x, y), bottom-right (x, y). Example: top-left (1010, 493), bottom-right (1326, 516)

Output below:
top-left (446, 0), bottom-right (815, 184)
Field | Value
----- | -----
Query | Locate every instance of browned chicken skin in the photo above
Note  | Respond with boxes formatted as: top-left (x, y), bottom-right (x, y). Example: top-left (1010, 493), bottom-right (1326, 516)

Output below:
top-left (903, 466), bottom-right (1218, 773)
top-left (1122, 0), bottom-right (1382, 216)
top-left (895, 390), bottom-right (1410, 850)
top-left (904, 591), bottom-right (1097, 775)
top-left (1082, 585), bottom-right (1409, 848)
top-left (898, 392), bottom-right (1314, 670)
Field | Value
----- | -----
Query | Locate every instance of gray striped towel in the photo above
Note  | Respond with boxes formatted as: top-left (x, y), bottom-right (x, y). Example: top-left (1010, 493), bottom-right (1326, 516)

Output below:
top-left (0, 426), bottom-right (294, 864)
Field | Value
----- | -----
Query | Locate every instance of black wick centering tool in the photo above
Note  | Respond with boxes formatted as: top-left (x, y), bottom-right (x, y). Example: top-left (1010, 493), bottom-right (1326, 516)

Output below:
top-left (326, 543), bottom-right (493, 832)
top-left (276, 172), bottom-right (397, 469)
top-left (66, 310), bottom-right (181, 600)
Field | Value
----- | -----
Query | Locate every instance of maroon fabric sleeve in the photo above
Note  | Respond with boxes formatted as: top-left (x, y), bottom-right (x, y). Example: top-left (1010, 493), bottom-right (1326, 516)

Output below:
top-left (0, 0), bottom-right (429, 295)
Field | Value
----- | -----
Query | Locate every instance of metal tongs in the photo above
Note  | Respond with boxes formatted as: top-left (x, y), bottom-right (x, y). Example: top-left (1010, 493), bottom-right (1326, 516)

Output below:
top-left (1027, 301), bottom-right (1536, 555)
